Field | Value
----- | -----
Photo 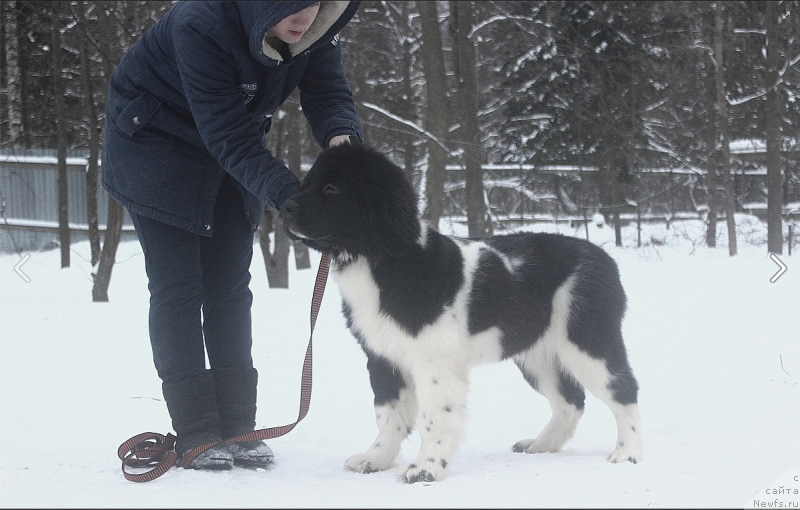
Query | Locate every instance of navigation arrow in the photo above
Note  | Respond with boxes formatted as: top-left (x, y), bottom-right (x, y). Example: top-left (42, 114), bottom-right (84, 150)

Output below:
top-left (769, 253), bottom-right (787, 283)
top-left (14, 254), bottom-right (31, 283)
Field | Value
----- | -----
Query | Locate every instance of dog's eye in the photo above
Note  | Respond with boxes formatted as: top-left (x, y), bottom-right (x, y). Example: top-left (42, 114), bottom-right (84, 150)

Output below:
top-left (323, 183), bottom-right (341, 195)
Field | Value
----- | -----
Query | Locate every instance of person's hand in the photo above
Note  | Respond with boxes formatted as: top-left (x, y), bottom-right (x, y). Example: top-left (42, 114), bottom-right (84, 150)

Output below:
top-left (329, 135), bottom-right (362, 147)
top-left (329, 134), bottom-right (352, 147)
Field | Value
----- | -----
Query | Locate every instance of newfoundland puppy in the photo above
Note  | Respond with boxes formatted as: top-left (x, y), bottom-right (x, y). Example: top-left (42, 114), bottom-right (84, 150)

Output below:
top-left (281, 144), bottom-right (643, 483)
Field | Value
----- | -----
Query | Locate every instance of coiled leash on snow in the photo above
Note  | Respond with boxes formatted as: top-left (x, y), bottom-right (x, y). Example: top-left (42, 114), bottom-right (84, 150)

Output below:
top-left (118, 254), bottom-right (330, 483)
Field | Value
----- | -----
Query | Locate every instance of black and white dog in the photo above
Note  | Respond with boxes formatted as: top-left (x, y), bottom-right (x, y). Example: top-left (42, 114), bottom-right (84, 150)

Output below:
top-left (281, 144), bottom-right (643, 483)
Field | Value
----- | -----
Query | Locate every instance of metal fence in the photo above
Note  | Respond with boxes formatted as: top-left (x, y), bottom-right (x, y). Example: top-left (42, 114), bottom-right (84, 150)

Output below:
top-left (0, 150), bottom-right (136, 253)
top-left (3, 144), bottom-right (797, 254)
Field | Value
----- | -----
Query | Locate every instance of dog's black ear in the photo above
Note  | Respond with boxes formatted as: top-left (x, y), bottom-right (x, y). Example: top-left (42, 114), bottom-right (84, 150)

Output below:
top-left (379, 201), bottom-right (419, 258)
top-left (354, 146), bottom-right (421, 260)
top-left (360, 164), bottom-right (420, 259)
top-left (376, 172), bottom-right (421, 258)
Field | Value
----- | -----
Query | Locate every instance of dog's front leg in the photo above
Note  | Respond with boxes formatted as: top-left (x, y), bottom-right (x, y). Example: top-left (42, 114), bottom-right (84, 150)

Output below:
top-left (345, 352), bottom-right (416, 474)
top-left (398, 360), bottom-right (469, 484)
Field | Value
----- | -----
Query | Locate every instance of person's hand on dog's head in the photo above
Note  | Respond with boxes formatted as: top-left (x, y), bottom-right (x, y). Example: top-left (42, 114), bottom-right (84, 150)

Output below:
top-left (329, 134), bottom-right (363, 147)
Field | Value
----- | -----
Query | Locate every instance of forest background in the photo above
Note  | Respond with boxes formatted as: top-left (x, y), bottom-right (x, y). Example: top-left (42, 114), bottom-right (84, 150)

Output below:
top-left (1, 1), bottom-right (798, 299)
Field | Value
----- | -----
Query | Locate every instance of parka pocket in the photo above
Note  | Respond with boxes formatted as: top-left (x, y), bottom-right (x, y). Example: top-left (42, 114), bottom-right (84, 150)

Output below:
top-left (114, 92), bottom-right (162, 139)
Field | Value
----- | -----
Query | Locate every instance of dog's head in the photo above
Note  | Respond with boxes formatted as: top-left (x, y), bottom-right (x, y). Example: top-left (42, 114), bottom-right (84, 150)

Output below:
top-left (281, 144), bottom-right (421, 261)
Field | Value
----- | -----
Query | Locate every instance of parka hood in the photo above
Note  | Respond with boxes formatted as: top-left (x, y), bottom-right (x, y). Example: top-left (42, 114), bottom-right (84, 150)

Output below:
top-left (237, 1), bottom-right (359, 66)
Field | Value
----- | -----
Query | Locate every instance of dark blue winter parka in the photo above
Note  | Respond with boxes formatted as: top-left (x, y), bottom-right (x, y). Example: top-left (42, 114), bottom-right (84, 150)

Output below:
top-left (102, 1), bottom-right (363, 236)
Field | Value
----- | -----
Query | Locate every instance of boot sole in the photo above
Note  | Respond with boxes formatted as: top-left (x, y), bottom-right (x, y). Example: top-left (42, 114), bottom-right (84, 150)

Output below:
top-left (233, 457), bottom-right (274, 469)
top-left (187, 461), bottom-right (234, 470)
top-left (183, 448), bottom-right (235, 470)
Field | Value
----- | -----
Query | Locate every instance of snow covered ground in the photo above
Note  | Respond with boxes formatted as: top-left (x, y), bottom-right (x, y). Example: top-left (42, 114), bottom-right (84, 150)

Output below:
top-left (0, 216), bottom-right (797, 508)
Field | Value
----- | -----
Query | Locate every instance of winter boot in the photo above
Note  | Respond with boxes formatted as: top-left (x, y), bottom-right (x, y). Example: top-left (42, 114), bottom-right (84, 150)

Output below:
top-left (212, 366), bottom-right (275, 468)
top-left (162, 371), bottom-right (234, 470)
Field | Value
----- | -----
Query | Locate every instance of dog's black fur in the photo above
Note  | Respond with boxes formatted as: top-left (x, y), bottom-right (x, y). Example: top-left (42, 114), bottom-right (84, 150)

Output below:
top-left (282, 144), bottom-right (643, 483)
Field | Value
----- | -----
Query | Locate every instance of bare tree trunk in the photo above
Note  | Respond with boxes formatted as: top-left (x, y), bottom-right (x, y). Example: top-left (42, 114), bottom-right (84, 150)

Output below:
top-left (765, 1), bottom-right (784, 255)
top-left (76, 1), bottom-right (102, 265)
top-left (451, 0), bottom-right (487, 237)
top-left (713, 3), bottom-right (736, 256)
top-left (401, 36), bottom-right (416, 183)
top-left (703, 8), bottom-right (718, 248)
top-left (575, 59), bottom-right (590, 241)
top-left (258, 209), bottom-right (274, 280)
top-left (597, 158), bottom-right (623, 247)
top-left (258, 208), bottom-right (290, 288)
top-left (419, 0), bottom-right (449, 231)
top-left (284, 100), bottom-right (310, 270)
top-left (270, 213), bottom-right (290, 288)
top-left (91, 2), bottom-right (123, 301)
top-left (3, 0), bottom-right (23, 149)
top-left (261, 107), bottom-right (290, 287)
top-left (52, 0), bottom-right (70, 268)
top-left (92, 198), bottom-right (123, 302)
top-left (597, 156), bottom-right (613, 231)
top-left (613, 192), bottom-right (623, 248)
top-left (291, 238), bottom-right (311, 270)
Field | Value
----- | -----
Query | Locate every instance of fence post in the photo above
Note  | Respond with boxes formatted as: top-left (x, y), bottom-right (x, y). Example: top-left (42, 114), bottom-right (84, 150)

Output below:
top-left (637, 201), bottom-right (642, 248)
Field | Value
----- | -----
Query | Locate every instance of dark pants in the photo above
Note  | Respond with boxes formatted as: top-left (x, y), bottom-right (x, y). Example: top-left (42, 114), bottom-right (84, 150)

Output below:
top-left (130, 174), bottom-right (256, 383)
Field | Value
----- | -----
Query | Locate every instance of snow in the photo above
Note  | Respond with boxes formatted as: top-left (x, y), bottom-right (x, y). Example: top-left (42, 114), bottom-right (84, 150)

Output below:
top-left (728, 139), bottom-right (766, 155)
top-left (0, 154), bottom-right (93, 166)
top-left (0, 217), bottom-right (797, 508)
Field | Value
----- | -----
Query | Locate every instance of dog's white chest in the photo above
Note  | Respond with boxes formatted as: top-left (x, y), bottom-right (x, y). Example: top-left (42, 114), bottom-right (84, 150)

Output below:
top-left (332, 260), bottom-right (418, 364)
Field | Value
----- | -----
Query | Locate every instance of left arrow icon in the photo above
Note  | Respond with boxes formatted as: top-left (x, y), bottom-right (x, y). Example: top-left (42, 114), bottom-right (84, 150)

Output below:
top-left (14, 254), bottom-right (31, 283)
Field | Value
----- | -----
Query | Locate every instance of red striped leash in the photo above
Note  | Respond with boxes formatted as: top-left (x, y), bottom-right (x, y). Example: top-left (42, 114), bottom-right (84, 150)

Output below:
top-left (118, 254), bottom-right (331, 483)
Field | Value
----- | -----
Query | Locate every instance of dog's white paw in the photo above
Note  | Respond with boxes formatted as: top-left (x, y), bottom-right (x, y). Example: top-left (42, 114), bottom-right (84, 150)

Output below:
top-left (607, 442), bottom-right (642, 464)
top-left (398, 459), bottom-right (447, 484)
top-left (344, 453), bottom-right (393, 474)
top-left (512, 439), bottom-right (560, 454)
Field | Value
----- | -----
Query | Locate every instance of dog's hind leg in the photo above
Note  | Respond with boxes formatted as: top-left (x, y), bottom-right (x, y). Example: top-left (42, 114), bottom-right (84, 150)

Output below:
top-left (557, 333), bottom-right (643, 464)
top-left (345, 352), bottom-right (416, 474)
top-left (512, 347), bottom-right (585, 454)
top-left (558, 261), bottom-right (643, 464)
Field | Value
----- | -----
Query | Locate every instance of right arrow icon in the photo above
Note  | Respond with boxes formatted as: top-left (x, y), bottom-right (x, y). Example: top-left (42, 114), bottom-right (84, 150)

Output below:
top-left (769, 253), bottom-right (787, 283)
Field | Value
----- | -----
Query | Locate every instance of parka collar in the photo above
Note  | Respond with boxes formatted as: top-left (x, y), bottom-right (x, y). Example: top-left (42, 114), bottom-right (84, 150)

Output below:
top-left (237, 1), bottom-right (358, 67)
